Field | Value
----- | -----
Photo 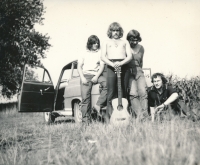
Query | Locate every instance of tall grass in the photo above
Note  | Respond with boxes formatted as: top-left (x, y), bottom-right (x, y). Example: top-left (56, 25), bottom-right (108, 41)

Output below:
top-left (1, 110), bottom-right (200, 165)
top-left (0, 75), bottom-right (200, 165)
top-left (166, 75), bottom-right (200, 121)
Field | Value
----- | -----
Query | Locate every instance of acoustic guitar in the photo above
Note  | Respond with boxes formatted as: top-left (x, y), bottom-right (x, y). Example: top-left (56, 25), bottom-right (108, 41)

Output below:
top-left (110, 67), bottom-right (131, 126)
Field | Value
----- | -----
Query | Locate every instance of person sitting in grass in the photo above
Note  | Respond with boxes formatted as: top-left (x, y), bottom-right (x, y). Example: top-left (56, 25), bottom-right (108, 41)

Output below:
top-left (148, 73), bottom-right (181, 122)
top-left (78, 35), bottom-right (107, 124)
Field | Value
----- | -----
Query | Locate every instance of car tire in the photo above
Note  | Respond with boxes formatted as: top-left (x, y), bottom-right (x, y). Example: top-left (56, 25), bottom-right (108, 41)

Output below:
top-left (43, 112), bottom-right (55, 124)
top-left (73, 100), bottom-right (82, 123)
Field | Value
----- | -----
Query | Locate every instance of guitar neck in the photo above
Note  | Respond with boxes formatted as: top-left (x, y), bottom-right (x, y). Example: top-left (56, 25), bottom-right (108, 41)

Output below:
top-left (117, 69), bottom-right (122, 106)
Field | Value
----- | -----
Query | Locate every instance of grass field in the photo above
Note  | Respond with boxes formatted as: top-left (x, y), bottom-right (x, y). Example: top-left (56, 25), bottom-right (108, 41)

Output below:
top-left (0, 110), bottom-right (200, 165)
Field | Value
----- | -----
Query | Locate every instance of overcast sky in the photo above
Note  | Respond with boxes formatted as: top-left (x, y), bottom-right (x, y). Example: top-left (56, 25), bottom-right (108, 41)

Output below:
top-left (36, 0), bottom-right (200, 85)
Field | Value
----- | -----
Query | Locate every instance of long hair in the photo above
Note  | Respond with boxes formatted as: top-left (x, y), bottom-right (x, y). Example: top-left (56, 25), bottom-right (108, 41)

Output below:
top-left (126, 29), bottom-right (142, 42)
top-left (86, 35), bottom-right (100, 50)
top-left (151, 73), bottom-right (168, 84)
top-left (107, 22), bottom-right (123, 39)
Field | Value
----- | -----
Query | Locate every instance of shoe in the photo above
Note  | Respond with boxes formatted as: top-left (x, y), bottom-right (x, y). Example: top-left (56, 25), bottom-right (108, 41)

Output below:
top-left (93, 105), bottom-right (102, 117)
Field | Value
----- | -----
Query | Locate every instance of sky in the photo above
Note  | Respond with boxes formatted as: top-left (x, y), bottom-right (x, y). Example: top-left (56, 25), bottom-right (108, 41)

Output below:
top-left (35, 0), bottom-right (200, 85)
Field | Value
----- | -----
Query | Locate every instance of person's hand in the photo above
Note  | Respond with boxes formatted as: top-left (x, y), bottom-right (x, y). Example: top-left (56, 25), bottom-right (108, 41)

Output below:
top-left (113, 61), bottom-right (122, 70)
top-left (81, 77), bottom-right (88, 85)
top-left (91, 76), bottom-right (98, 84)
top-left (155, 104), bottom-right (165, 113)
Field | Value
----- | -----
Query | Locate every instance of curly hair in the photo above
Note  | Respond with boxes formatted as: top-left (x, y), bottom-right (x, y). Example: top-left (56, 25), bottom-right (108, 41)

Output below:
top-left (87, 35), bottom-right (100, 50)
top-left (107, 22), bottom-right (123, 39)
top-left (126, 29), bottom-right (142, 42)
top-left (151, 73), bottom-right (168, 84)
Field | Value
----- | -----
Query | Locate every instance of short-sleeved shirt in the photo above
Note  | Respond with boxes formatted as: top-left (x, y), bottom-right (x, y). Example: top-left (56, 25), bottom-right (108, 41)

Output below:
top-left (78, 49), bottom-right (104, 76)
top-left (148, 84), bottom-right (178, 107)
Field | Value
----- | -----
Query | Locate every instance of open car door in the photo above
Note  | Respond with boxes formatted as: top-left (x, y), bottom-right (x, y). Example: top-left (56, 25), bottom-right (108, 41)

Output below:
top-left (18, 64), bottom-right (54, 112)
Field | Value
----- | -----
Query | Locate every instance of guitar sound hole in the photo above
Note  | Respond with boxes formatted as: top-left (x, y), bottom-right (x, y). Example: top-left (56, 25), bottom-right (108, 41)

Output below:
top-left (117, 105), bottom-right (123, 111)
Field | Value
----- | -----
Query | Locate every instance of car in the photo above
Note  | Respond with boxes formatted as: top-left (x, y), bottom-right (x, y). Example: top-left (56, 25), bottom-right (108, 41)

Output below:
top-left (18, 60), bottom-right (152, 124)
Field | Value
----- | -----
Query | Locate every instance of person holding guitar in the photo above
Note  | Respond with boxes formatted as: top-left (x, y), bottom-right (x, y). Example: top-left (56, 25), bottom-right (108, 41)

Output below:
top-left (101, 22), bottom-right (132, 124)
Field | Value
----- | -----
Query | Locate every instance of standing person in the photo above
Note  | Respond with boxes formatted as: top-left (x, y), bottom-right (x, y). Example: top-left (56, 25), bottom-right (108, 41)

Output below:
top-left (101, 22), bottom-right (132, 123)
top-left (126, 29), bottom-right (148, 121)
top-left (78, 35), bottom-right (107, 123)
top-left (148, 73), bottom-right (181, 122)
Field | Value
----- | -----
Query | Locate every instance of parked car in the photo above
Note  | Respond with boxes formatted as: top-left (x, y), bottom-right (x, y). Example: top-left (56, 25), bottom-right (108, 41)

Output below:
top-left (18, 60), bottom-right (152, 124)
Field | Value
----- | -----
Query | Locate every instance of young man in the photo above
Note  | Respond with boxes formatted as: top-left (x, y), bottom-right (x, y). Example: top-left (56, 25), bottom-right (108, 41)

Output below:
top-left (78, 35), bottom-right (107, 123)
top-left (101, 22), bottom-right (132, 123)
top-left (126, 29), bottom-right (148, 121)
top-left (148, 73), bottom-right (181, 122)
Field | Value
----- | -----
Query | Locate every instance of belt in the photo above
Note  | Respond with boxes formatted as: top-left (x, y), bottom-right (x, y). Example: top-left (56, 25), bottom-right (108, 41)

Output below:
top-left (109, 59), bottom-right (123, 62)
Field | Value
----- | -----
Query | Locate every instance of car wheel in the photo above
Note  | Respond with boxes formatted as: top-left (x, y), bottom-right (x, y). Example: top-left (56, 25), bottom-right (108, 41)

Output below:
top-left (43, 112), bottom-right (55, 124)
top-left (73, 101), bottom-right (82, 123)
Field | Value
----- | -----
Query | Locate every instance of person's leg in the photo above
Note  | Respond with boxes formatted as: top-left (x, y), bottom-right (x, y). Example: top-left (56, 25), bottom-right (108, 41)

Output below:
top-left (121, 66), bottom-right (129, 99)
top-left (96, 75), bottom-right (107, 108)
top-left (80, 75), bottom-right (93, 123)
top-left (129, 74), bottom-right (143, 117)
top-left (137, 75), bottom-right (148, 116)
top-left (168, 104), bottom-right (181, 120)
top-left (105, 65), bottom-right (117, 123)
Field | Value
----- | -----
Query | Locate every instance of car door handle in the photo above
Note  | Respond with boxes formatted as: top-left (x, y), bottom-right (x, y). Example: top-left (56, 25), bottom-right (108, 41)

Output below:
top-left (40, 89), bottom-right (43, 95)
top-left (44, 87), bottom-right (50, 91)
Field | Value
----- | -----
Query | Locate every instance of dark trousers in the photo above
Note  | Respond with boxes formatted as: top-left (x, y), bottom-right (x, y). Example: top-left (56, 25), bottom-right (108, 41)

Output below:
top-left (80, 74), bottom-right (107, 123)
top-left (105, 63), bottom-right (129, 123)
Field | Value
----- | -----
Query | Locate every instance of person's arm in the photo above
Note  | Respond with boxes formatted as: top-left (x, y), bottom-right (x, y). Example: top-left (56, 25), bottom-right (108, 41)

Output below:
top-left (113, 40), bottom-right (132, 68)
top-left (91, 61), bottom-right (104, 83)
top-left (155, 92), bottom-right (179, 112)
top-left (140, 46), bottom-right (144, 68)
top-left (148, 90), bottom-right (156, 122)
top-left (101, 41), bottom-right (114, 67)
top-left (77, 57), bottom-right (88, 84)
top-left (150, 106), bottom-right (156, 122)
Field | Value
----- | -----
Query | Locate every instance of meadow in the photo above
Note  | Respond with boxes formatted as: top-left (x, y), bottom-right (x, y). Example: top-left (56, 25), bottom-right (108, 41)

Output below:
top-left (0, 109), bottom-right (200, 165)
top-left (0, 75), bottom-right (200, 165)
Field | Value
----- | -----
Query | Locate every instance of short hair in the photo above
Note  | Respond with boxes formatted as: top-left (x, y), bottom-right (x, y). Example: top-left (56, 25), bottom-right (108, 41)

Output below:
top-left (87, 35), bottom-right (100, 50)
top-left (107, 22), bottom-right (123, 39)
top-left (151, 73), bottom-right (168, 84)
top-left (126, 29), bottom-right (142, 42)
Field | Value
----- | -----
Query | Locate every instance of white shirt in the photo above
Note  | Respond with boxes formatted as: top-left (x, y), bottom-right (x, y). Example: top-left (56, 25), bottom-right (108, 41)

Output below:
top-left (78, 49), bottom-right (104, 75)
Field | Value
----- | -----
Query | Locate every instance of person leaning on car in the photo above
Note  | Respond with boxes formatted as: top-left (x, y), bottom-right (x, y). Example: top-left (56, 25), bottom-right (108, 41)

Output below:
top-left (148, 73), bottom-right (181, 122)
top-left (77, 35), bottom-right (107, 123)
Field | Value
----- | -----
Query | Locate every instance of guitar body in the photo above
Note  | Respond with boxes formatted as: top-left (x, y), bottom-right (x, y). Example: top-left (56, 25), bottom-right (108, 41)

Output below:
top-left (110, 98), bottom-right (130, 126)
top-left (109, 66), bottom-right (131, 126)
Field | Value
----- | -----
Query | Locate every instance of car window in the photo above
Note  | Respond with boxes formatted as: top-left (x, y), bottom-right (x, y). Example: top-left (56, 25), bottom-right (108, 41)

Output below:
top-left (72, 62), bottom-right (80, 78)
top-left (60, 69), bottom-right (71, 83)
top-left (43, 71), bottom-right (52, 83)
top-left (24, 66), bottom-right (52, 84)
top-left (25, 66), bottom-right (43, 82)
top-left (72, 69), bottom-right (79, 78)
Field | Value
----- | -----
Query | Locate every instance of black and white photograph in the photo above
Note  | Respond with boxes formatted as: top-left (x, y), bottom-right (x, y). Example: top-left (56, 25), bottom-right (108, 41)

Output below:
top-left (0, 0), bottom-right (200, 164)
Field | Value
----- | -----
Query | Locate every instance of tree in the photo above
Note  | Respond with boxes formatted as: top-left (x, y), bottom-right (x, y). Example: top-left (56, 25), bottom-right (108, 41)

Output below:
top-left (0, 0), bottom-right (51, 98)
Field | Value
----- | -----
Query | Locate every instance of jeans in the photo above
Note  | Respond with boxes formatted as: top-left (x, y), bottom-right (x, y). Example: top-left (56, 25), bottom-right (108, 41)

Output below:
top-left (128, 72), bottom-right (148, 119)
top-left (105, 64), bottom-right (129, 123)
top-left (80, 74), bottom-right (107, 123)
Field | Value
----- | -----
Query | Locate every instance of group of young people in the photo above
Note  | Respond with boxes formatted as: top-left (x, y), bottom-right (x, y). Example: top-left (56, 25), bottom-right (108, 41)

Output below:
top-left (77, 22), bottom-right (181, 124)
